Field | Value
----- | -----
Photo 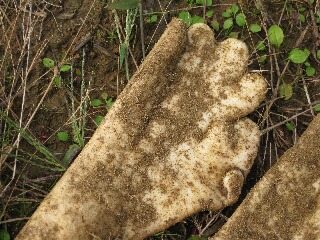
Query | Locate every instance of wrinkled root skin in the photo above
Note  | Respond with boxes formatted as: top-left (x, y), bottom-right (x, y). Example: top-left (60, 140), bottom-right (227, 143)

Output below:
top-left (211, 114), bottom-right (320, 240)
top-left (17, 19), bottom-right (266, 240)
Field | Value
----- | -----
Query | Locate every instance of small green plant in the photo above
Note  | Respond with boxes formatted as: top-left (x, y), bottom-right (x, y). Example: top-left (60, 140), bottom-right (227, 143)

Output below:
top-left (0, 228), bottom-right (10, 240)
top-left (314, 105), bottom-right (320, 112)
top-left (287, 48), bottom-right (310, 63)
top-left (91, 93), bottom-right (114, 126)
top-left (42, 57), bottom-right (71, 87)
top-left (145, 14), bottom-right (158, 23)
top-left (285, 122), bottom-right (295, 131)
top-left (279, 82), bottom-right (293, 100)
top-left (221, 3), bottom-right (246, 35)
top-left (178, 11), bottom-right (204, 28)
top-left (249, 23), bottom-right (261, 33)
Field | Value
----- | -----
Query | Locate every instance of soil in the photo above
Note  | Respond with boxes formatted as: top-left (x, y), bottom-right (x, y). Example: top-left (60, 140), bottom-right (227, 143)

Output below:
top-left (1, 0), bottom-right (320, 239)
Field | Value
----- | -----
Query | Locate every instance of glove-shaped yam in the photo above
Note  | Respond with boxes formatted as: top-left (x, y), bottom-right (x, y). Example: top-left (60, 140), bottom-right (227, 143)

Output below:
top-left (17, 19), bottom-right (266, 240)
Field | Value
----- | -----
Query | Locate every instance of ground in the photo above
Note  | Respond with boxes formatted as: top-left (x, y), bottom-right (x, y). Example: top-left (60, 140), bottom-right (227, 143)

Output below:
top-left (0, 0), bottom-right (319, 239)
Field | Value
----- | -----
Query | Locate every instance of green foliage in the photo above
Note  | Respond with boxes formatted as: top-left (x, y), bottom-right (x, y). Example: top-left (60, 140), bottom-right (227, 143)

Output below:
top-left (231, 3), bottom-right (239, 14)
top-left (146, 15), bottom-right (158, 23)
top-left (256, 41), bottom-right (266, 51)
top-left (62, 144), bottom-right (81, 167)
top-left (258, 55), bottom-right (267, 63)
top-left (206, 10), bottom-right (214, 17)
top-left (60, 64), bottom-right (71, 72)
top-left (285, 122), bottom-right (295, 131)
top-left (0, 229), bottom-right (10, 240)
top-left (91, 98), bottom-right (104, 107)
top-left (57, 131), bottom-right (69, 142)
top-left (317, 50), bottom-right (320, 59)
top-left (179, 11), bottom-right (192, 28)
top-left (42, 58), bottom-right (55, 68)
top-left (249, 23), bottom-right (261, 32)
top-left (305, 62), bottom-right (315, 76)
top-left (235, 13), bottom-right (246, 27)
top-left (95, 115), bottom-right (105, 126)
top-left (288, 48), bottom-right (310, 63)
top-left (222, 9), bottom-right (232, 18)
top-left (314, 105), bottom-right (320, 112)
top-left (211, 19), bottom-right (220, 31)
top-left (279, 83), bottom-right (293, 100)
top-left (192, 16), bottom-right (204, 24)
top-left (268, 25), bottom-right (284, 48)
top-left (196, 0), bottom-right (212, 6)
top-left (229, 31), bottom-right (239, 38)
top-left (54, 76), bottom-right (62, 87)
top-left (107, 0), bottom-right (139, 10)
top-left (223, 18), bottom-right (233, 29)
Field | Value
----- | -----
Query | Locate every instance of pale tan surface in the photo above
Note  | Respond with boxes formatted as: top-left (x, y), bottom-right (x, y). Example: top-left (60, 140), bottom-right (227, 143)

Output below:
top-left (211, 114), bottom-right (320, 240)
top-left (17, 19), bottom-right (266, 240)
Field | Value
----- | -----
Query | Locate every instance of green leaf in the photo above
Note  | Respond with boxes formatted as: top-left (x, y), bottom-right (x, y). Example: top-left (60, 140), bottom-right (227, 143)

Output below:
top-left (299, 14), bottom-right (305, 23)
top-left (256, 41), bottom-right (266, 51)
top-left (206, 10), bottom-right (214, 17)
top-left (228, 31), bottom-right (239, 39)
top-left (62, 144), bottom-right (81, 167)
top-left (150, 15), bottom-right (157, 23)
top-left (304, 62), bottom-right (311, 67)
top-left (249, 23), bottom-right (261, 32)
top-left (196, 0), bottom-right (212, 6)
top-left (192, 16), bottom-right (204, 24)
top-left (306, 66), bottom-right (315, 76)
top-left (106, 98), bottom-right (114, 110)
top-left (288, 48), bottom-right (309, 63)
top-left (236, 13), bottom-right (246, 27)
top-left (54, 76), bottom-right (62, 87)
top-left (91, 99), bottom-right (103, 107)
top-left (211, 19), bottom-right (220, 31)
top-left (107, 0), bottom-right (139, 10)
top-left (42, 58), bottom-right (55, 68)
top-left (314, 105), bottom-right (320, 112)
top-left (178, 11), bottom-right (192, 28)
top-left (57, 131), bottom-right (69, 142)
top-left (60, 64), bottom-right (71, 72)
top-left (285, 123), bottom-right (295, 131)
top-left (119, 43), bottom-right (127, 68)
top-left (222, 9), bottom-right (232, 18)
top-left (231, 3), bottom-right (239, 14)
top-left (268, 25), bottom-right (284, 48)
top-left (101, 92), bottom-right (108, 100)
top-left (95, 115), bottom-right (104, 126)
top-left (317, 50), bottom-right (320, 59)
top-left (298, 7), bottom-right (306, 12)
top-left (259, 55), bottom-right (267, 63)
top-left (279, 83), bottom-right (293, 100)
top-left (223, 18), bottom-right (233, 29)
top-left (309, 0), bottom-right (315, 4)
top-left (0, 229), bottom-right (10, 240)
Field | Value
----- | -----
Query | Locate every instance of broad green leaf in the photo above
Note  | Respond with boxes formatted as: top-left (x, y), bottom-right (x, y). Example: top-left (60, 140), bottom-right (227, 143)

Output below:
top-left (249, 23), bottom-right (261, 32)
top-left (42, 58), bottom-right (55, 68)
top-left (63, 144), bottom-right (81, 167)
top-left (222, 9), bottom-right (232, 18)
top-left (268, 25), bottom-right (284, 48)
top-left (231, 3), bottom-right (239, 14)
top-left (236, 13), bottom-right (246, 27)
top-left (206, 10), bottom-right (214, 17)
top-left (91, 98), bottom-right (103, 107)
top-left (304, 62), bottom-right (311, 67)
top-left (299, 14), bottom-right (305, 23)
top-left (57, 131), bottom-right (69, 142)
top-left (95, 115), bottom-right (104, 126)
top-left (223, 18), bottom-right (233, 29)
top-left (196, 0), bottom-right (212, 6)
top-left (229, 31), bottom-right (239, 39)
top-left (211, 19), bottom-right (220, 31)
top-left (298, 7), bottom-right (306, 12)
top-left (107, 0), bottom-right (139, 10)
top-left (288, 48), bottom-right (309, 63)
top-left (60, 64), bottom-right (71, 72)
top-left (314, 105), bottom-right (320, 112)
top-left (192, 16), bottom-right (204, 24)
top-left (256, 41), bottom-right (266, 51)
top-left (306, 66), bottom-right (315, 76)
top-left (279, 83), bottom-right (293, 100)
top-left (308, 0), bottom-right (315, 4)
top-left (106, 98), bottom-right (114, 110)
top-left (0, 229), bottom-right (10, 240)
top-left (285, 123), bottom-right (295, 131)
top-left (178, 11), bottom-right (192, 27)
